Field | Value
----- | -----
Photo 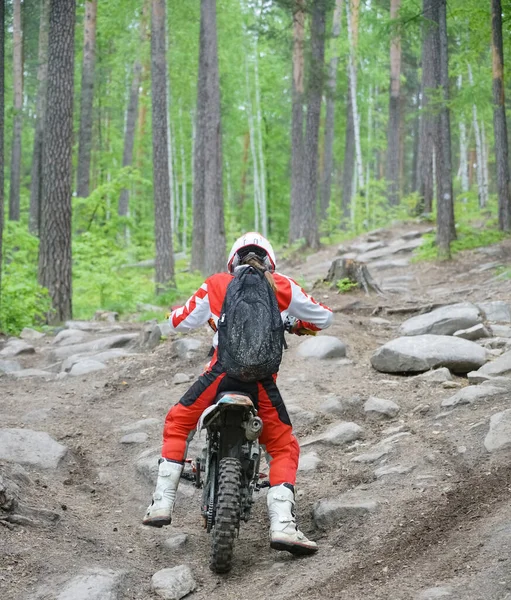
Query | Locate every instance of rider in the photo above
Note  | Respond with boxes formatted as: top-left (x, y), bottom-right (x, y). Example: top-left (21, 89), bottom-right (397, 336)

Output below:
top-left (143, 233), bottom-right (333, 555)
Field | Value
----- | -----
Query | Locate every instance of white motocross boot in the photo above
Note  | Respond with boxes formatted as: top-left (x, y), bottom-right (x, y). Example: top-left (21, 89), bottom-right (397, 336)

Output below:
top-left (267, 484), bottom-right (318, 555)
top-left (142, 459), bottom-right (183, 528)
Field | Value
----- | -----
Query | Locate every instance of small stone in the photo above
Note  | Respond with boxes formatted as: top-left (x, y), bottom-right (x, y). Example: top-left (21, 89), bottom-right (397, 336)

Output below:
top-left (151, 565), bottom-right (196, 600)
top-left (441, 381), bottom-right (461, 389)
top-left (9, 368), bottom-right (55, 379)
top-left (453, 323), bottom-right (490, 341)
top-left (20, 327), bottom-right (45, 341)
top-left (69, 359), bottom-right (106, 376)
top-left (416, 586), bottom-right (452, 599)
top-left (172, 338), bottom-right (203, 360)
top-left (418, 367), bottom-right (453, 383)
top-left (0, 359), bottom-right (22, 373)
top-left (55, 568), bottom-right (124, 600)
top-left (120, 418), bottom-right (160, 432)
top-left (318, 396), bottom-right (345, 416)
top-left (485, 409), bottom-right (511, 452)
top-left (364, 397), bottom-right (400, 419)
top-left (374, 464), bottom-right (414, 478)
top-left (172, 373), bottom-right (191, 385)
top-left (287, 405), bottom-right (317, 428)
top-left (298, 451), bottom-right (322, 472)
top-left (313, 496), bottom-right (379, 530)
top-left (467, 371), bottom-right (492, 384)
top-left (302, 422), bottom-right (364, 447)
top-left (351, 448), bottom-right (390, 464)
top-left (121, 432), bottom-right (148, 444)
top-left (441, 385), bottom-right (505, 408)
top-left (297, 336), bottom-right (346, 360)
top-left (0, 428), bottom-right (68, 469)
top-left (163, 534), bottom-right (188, 551)
top-left (477, 301), bottom-right (511, 323)
top-left (370, 317), bottom-right (392, 326)
top-left (490, 324), bottom-right (511, 338)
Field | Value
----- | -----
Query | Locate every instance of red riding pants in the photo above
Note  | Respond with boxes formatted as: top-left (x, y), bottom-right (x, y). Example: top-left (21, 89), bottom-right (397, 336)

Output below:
top-left (162, 362), bottom-right (300, 486)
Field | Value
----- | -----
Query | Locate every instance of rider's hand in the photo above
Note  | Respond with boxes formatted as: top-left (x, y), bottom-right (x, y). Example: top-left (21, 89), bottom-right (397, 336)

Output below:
top-left (290, 319), bottom-right (316, 336)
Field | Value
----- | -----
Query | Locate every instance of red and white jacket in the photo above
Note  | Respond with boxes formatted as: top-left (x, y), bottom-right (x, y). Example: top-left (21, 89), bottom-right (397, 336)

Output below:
top-left (170, 271), bottom-right (333, 345)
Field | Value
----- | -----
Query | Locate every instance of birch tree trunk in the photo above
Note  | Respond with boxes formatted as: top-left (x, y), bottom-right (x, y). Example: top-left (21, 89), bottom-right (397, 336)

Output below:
top-left (435, 0), bottom-right (455, 258)
top-left (254, 44), bottom-right (267, 237)
top-left (151, 0), bottom-right (175, 291)
top-left (467, 64), bottom-right (485, 208)
top-left (320, 0), bottom-right (342, 220)
top-left (289, 0), bottom-right (306, 243)
top-left (179, 111), bottom-right (187, 252)
top-left (201, 0), bottom-right (225, 276)
top-left (301, 0), bottom-right (328, 249)
top-left (38, 0), bottom-right (76, 323)
top-left (481, 120), bottom-right (489, 208)
top-left (346, 0), bottom-right (363, 193)
top-left (29, 0), bottom-right (50, 235)
top-left (386, 0), bottom-right (402, 206)
top-left (491, 0), bottom-right (511, 230)
top-left (9, 0), bottom-right (22, 221)
top-left (76, 0), bottom-right (97, 198)
top-left (245, 55), bottom-right (261, 232)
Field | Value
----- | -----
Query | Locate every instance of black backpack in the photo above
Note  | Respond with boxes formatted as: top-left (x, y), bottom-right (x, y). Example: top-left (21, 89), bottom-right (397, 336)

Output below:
top-left (217, 266), bottom-right (284, 382)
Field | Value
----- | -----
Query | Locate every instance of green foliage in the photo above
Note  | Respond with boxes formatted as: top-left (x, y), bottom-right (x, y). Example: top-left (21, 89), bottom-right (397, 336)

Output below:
top-left (336, 278), bottom-right (358, 293)
top-left (414, 225), bottom-right (508, 262)
top-left (0, 223), bottom-right (51, 335)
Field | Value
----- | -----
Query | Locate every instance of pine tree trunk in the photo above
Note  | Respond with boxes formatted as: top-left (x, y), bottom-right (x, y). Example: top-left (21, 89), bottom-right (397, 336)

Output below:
top-left (386, 0), bottom-right (402, 206)
top-left (29, 0), bottom-right (50, 235)
top-left (346, 0), bottom-right (363, 194)
top-left (435, 0), bottom-right (455, 258)
top-left (416, 0), bottom-right (439, 215)
top-left (76, 0), bottom-right (97, 198)
top-left (38, 0), bottom-right (76, 323)
top-left (9, 0), bottom-right (22, 221)
top-left (191, 7), bottom-right (207, 273)
top-left (201, 0), bottom-right (225, 275)
top-left (320, 0), bottom-right (343, 219)
top-left (289, 0), bottom-right (306, 243)
top-left (0, 0), bottom-right (4, 317)
top-left (491, 0), bottom-right (511, 231)
top-left (254, 44), bottom-right (267, 237)
top-left (301, 0), bottom-right (328, 249)
top-left (341, 95), bottom-right (355, 223)
top-left (151, 0), bottom-right (175, 291)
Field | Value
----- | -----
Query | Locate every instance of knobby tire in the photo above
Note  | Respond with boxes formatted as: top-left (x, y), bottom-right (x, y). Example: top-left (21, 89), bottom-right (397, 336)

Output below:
top-left (210, 457), bottom-right (242, 574)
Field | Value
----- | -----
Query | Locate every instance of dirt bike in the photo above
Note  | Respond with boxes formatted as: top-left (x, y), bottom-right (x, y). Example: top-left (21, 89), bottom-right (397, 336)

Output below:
top-left (182, 317), bottom-right (315, 574)
top-left (190, 391), bottom-right (264, 574)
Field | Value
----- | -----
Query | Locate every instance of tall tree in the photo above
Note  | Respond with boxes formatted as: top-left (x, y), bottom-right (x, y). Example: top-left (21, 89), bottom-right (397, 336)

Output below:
top-left (386, 0), bottom-right (402, 206)
top-left (491, 0), bottom-right (511, 231)
top-left (320, 0), bottom-right (342, 219)
top-left (151, 0), bottom-right (175, 291)
top-left (289, 0), bottom-right (306, 242)
top-left (9, 0), bottom-right (22, 221)
top-left (76, 0), bottom-right (97, 198)
top-left (118, 0), bottom-right (150, 227)
top-left (416, 0), bottom-right (439, 215)
top-left (435, 0), bottom-right (455, 258)
top-left (194, 0), bottom-right (225, 276)
top-left (0, 0), bottom-right (5, 323)
top-left (38, 0), bottom-right (76, 322)
top-left (301, 0), bottom-right (328, 249)
top-left (191, 6), bottom-right (207, 272)
top-left (29, 0), bottom-right (50, 235)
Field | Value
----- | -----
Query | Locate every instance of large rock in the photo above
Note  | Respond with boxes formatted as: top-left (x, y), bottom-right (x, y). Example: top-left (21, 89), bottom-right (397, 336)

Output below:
top-left (484, 409), bottom-right (511, 452)
top-left (151, 566), bottom-right (196, 600)
top-left (0, 428), bottom-right (68, 469)
top-left (297, 336), bottom-right (346, 360)
top-left (477, 301), bottom-right (511, 323)
top-left (61, 349), bottom-right (133, 373)
top-left (0, 359), bottom-right (22, 373)
top-left (20, 327), bottom-right (45, 341)
top-left (313, 495), bottom-right (379, 530)
top-left (10, 368), bottom-right (55, 380)
top-left (49, 334), bottom-right (138, 361)
top-left (53, 329), bottom-right (92, 346)
top-left (468, 349), bottom-right (511, 379)
top-left (0, 340), bottom-right (36, 357)
top-left (69, 359), bottom-right (107, 376)
top-left (417, 367), bottom-right (452, 383)
top-left (371, 335), bottom-right (488, 374)
top-left (441, 385), bottom-right (505, 408)
top-left (357, 237), bottom-right (423, 262)
top-left (364, 397), bottom-right (400, 419)
top-left (301, 422), bottom-right (364, 447)
top-left (298, 451), bottom-right (322, 472)
top-left (399, 303), bottom-right (482, 336)
top-left (172, 338), bottom-right (203, 360)
top-left (64, 320), bottom-right (123, 332)
top-left (56, 568), bottom-right (124, 600)
top-left (453, 324), bottom-right (490, 341)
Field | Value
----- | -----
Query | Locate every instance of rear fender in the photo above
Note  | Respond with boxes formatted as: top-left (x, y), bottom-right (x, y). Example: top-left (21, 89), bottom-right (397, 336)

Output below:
top-left (197, 393), bottom-right (256, 432)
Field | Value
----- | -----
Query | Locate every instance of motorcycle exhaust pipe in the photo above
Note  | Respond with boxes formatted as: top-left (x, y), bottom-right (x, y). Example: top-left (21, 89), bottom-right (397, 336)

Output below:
top-left (245, 416), bottom-right (263, 441)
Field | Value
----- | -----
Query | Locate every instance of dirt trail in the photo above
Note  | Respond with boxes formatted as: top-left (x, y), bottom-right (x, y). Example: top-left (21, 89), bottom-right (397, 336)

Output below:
top-left (2, 222), bottom-right (511, 600)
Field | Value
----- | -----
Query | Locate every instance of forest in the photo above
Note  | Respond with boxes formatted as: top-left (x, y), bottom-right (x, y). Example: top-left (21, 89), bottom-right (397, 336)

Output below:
top-left (0, 0), bottom-right (510, 334)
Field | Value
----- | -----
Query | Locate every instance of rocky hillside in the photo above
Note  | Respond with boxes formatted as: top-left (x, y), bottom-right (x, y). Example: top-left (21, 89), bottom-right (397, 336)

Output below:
top-left (2, 223), bottom-right (511, 600)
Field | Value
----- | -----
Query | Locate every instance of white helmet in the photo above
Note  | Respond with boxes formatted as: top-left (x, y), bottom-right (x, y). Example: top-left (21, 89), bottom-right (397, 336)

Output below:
top-left (227, 232), bottom-right (277, 273)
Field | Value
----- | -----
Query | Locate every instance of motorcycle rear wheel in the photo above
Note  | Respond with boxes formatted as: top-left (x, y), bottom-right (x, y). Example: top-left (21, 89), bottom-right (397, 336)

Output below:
top-left (210, 457), bottom-right (242, 574)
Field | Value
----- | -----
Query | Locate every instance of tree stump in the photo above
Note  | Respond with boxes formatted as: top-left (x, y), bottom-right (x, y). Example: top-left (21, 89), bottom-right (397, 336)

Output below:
top-left (325, 258), bottom-right (384, 295)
